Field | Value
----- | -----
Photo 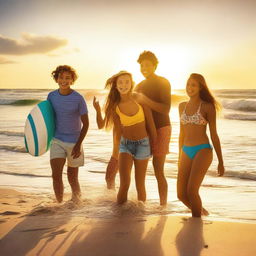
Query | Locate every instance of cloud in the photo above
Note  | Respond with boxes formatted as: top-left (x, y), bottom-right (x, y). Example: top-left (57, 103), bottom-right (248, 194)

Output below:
top-left (0, 33), bottom-right (68, 55)
top-left (47, 47), bottom-right (81, 57)
top-left (0, 56), bottom-right (18, 64)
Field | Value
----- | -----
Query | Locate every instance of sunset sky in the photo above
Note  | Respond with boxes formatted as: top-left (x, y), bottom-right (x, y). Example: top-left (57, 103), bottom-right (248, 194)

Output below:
top-left (0, 0), bottom-right (255, 90)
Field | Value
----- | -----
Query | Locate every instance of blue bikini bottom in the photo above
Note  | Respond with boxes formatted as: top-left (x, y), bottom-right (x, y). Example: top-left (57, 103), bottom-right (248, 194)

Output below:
top-left (182, 144), bottom-right (212, 159)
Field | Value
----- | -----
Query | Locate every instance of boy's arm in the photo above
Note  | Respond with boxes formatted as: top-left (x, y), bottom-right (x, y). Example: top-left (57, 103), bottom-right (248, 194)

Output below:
top-left (133, 80), bottom-right (171, 114)
top-left (72, 114), bottom-right (89, 159)
top-left (142, 105), bottom-right (157, 142)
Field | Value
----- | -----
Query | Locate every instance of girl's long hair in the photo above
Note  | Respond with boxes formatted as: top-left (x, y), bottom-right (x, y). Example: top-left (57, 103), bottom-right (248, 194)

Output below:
top-left (188, 73), bottom-right (221, 112)
top-left (104, 71), bottom-right (134, 129)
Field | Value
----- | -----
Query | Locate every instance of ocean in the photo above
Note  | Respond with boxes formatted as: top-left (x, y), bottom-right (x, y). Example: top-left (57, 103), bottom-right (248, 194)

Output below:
top-left (0, 89), bottom-right (255, 223)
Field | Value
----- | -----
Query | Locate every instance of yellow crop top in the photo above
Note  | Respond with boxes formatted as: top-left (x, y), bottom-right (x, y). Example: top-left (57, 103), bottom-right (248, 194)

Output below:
top-left (116, 102), bottom-right (145, 127)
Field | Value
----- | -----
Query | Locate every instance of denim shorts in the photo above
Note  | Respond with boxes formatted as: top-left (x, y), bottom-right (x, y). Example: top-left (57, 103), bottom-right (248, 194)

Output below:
top-left (119, 136), bottom-right (151, 160)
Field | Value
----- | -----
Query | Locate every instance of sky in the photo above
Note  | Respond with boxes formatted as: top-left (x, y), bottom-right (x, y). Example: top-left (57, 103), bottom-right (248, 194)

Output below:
top-left (0, 0), bottom-right (256, 90)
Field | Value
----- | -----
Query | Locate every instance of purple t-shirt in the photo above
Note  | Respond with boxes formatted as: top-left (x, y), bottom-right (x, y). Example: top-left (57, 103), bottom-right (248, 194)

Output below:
top-left (47, 90), bottom-right (88, 143)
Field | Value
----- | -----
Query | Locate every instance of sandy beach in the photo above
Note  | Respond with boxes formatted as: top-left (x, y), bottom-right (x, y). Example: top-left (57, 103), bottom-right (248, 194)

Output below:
top-left (1, 188), bottom-right (256, 256)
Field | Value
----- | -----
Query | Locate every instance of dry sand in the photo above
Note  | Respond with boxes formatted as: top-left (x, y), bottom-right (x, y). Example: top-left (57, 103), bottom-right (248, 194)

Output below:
top-left (0, 188), bottom-right (256, 256)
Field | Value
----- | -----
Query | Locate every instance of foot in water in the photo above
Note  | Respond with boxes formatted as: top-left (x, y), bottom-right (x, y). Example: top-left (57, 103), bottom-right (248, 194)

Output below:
top-left (202, 207), bottom-right (209, 216)
top-left (71, 193), bottom-right (82, 205)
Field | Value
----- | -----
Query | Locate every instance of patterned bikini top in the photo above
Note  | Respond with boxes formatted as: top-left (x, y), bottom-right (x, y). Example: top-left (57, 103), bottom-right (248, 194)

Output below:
top-left (180, 102), bottom-right (208, 125)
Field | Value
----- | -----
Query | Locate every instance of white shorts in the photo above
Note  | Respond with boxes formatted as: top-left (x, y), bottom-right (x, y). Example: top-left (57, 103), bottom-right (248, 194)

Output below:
top-left (50, 138), bottom-right (84, 167)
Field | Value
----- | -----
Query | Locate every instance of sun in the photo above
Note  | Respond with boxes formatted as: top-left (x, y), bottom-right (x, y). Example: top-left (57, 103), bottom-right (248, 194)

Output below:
top-left (155, 46), bottom-right (195, 90)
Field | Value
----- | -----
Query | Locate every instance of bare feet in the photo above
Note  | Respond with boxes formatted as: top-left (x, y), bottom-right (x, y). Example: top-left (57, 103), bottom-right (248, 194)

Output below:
top-left (202, 207), bottom-right (209, 216)
top-left (71, 193), bottom-right (82, 205)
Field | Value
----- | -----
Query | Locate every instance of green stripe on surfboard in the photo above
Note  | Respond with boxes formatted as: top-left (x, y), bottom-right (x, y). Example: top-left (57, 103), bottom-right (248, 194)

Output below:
top-left (37, 101), bottom-right (55, 151)
top-left (28, 114), bottom-right (39, 156)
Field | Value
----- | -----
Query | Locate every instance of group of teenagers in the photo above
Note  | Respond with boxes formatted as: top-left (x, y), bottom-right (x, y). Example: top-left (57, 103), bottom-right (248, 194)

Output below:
top-left (47, 51), bottom-right (225, 218)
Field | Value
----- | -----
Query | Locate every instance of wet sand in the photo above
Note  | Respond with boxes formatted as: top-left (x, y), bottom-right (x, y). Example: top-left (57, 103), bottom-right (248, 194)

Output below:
top-left (1, 188), bottom-right (256, 256)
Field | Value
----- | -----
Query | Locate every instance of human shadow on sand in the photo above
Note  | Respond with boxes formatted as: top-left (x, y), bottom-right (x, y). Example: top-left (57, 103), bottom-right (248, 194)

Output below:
top-left (0, 201), bottom-right (78, 256)
top-left (64, 205), bottom-right (168, 256)
top-left (175, 217), bottom-right (208, 256)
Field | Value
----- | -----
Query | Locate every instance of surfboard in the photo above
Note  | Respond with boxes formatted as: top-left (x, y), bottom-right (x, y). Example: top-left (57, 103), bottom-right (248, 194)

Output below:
top-left (24, 100), bottom-right (55, 156)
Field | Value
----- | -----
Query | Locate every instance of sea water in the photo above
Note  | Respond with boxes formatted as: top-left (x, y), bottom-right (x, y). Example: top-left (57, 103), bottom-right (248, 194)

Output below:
top-left (0, 89), bottom-right (255, 223)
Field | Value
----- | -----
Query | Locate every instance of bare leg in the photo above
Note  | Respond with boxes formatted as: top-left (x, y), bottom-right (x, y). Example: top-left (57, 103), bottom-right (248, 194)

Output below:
top-left (50, 158), bottom-right (66, 203)
top-left (177, 151), bottom-right (193, 209)
top-left (117, 153), bottom-right (133, 204)
top-left (153, 155), bottom-right (168, 205)
top-left (134, 159), bottom-right (149, 202)
top-left (67, 166), bottom-right (81, 203)
top-left (187, 148), bottom-right (213, 217)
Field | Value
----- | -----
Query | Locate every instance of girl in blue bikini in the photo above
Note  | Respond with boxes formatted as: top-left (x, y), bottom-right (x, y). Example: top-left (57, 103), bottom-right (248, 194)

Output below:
top-left (177, 73), bottom-right (225, 217)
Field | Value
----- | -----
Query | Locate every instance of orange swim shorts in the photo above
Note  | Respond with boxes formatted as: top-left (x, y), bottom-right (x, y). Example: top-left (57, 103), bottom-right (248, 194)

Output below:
top-left (151, 125), bottom-right (171, 156)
